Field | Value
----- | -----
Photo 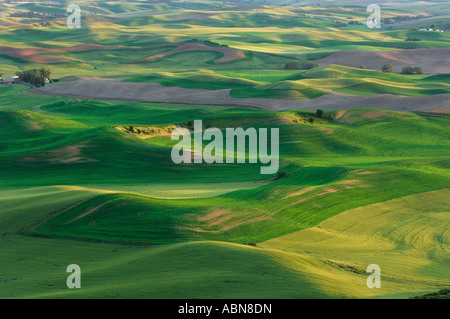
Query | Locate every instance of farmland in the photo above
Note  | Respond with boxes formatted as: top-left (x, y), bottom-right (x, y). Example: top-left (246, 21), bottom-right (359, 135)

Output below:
top-left (0, 0), bottom-right (449, 299)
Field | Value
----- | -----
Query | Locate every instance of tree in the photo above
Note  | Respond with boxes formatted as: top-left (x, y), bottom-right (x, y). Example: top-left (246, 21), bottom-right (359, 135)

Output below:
top-left (315, 109), bottom-right (324, 118)
top-left (413, 66), bottom-right (424, 75)
top-left (301, 61), bottom-right (316, 70)
top-left (284, 61), bottom-right (319, 70)
top-left (382, 64), bottom-right (393, 72)
top-left (40, 67), bottom-right (51, 80)
top-left (284, 61), bottom-right (300, 70)
top-left (360, 65), bottom-right (366, 69)
top-left (401, 66), bottom-right (415, 74)
top-left (16, 68), bottom-right (50, 86)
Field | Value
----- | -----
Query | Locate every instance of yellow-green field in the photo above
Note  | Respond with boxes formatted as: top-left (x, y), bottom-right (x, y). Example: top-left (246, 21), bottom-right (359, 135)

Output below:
top-left (261, 188), bottom-right (450, 298)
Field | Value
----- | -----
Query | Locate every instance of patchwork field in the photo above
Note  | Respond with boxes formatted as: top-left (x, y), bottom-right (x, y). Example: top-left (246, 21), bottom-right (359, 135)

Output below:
top-left (32, 73), bottom-right (450, 112)
top-left (0, 0), bottom-right (449, 299)
top-left (314, 48), bottom-right (450, 74)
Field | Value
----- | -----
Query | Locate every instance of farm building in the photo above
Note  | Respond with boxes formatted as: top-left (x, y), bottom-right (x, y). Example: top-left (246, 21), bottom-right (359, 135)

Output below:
top-left (1, 77), bottom-right (16, 84)
top-left (1, 76), bottom-right (20, 84)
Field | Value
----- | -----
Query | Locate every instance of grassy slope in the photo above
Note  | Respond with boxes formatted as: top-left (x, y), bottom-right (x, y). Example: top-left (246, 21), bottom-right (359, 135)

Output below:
top-left (122, 65), bottom-right (450, 99)
top-left (296, 65), bottom-right (450, 96)
top-left (1, 87), bottom-right (449, 245)
top-left (260, 188), bottom-right (450, 298)
top-left (2, 238), bottom-right (328, 299)
top-left (0, 187), bottom-right (326, 299)
top-left (1, 184), bottom-right (448, 298)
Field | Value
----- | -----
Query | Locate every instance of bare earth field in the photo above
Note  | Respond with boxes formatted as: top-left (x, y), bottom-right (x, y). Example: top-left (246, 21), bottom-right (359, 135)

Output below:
top-left (0, 44), bottom-right (126, 63)
top-left (31, 77), bottom-right (450, 113)
top-left (314, 48), bottom-right (450, 73)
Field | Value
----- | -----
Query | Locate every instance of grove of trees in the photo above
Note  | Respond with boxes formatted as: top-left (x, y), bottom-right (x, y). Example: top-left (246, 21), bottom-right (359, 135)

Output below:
top-left (284, 60), bottom-right (321, 70)
top-left (401, 66), bottom-right (424, 75)
top-left (16, 68), bottom-right (51, 87)
top-left (380, 63), bottom-right (424, 74)
top-left (9, 11), bottom-right (64, 19)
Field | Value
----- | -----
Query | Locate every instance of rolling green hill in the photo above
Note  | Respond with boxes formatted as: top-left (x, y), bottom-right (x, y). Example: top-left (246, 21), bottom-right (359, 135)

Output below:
top-left (1, 89), bottom-right (449, 299)
top-left (122, 65), bottom-right (450, 99)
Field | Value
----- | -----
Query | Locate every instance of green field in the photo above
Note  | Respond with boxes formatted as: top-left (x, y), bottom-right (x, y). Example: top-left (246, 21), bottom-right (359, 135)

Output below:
top-left (122, 65), bottom-right (450, 99)
top-left (0, 0), bottom-right (449, 299)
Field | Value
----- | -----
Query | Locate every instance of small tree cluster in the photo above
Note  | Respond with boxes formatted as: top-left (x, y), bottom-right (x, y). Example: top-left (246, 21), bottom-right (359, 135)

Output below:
top-left (16, 68), bottom-right (51, 87)
top-left (401, 66), bottom-right (423, 74)
top-left (315, 109), bottom-right (324, 118)
top-left (284, 61), bottom-right (321, 70)
top-left (381, 63), bottom-right (424, 74)
top-left (9, 11), bottom-right (65, 19)
top-left (382, 15), bottom-right (428, 24)
top-left (381, 63), bottom-right (393, 72)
